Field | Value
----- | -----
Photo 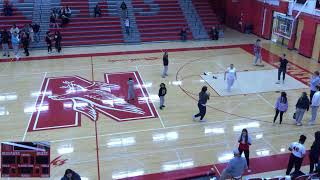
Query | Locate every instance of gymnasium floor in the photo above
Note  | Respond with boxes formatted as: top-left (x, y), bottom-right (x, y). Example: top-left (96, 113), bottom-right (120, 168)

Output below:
top-left (0, 28), bottom-right (320, 180)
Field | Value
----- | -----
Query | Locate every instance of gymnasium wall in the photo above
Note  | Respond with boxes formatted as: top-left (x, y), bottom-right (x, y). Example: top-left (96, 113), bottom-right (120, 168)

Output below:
top-left (215, 0), bottom-right (320, 61)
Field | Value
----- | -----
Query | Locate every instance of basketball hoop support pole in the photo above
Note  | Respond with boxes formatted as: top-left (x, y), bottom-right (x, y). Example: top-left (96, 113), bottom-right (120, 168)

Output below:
top-left (294, 0), bottom-right (309, 20)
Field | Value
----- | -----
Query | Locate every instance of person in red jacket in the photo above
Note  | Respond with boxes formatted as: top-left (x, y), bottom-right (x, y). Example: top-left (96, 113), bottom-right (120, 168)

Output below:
top-left (238, 128), bottom-right (252, 172)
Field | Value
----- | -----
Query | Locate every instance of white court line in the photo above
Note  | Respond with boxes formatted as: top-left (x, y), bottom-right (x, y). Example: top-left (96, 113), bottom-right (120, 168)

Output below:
top-left (50, 114), bottom-right (273, 143)
top-left (135, 66), bottom-right (165, 128)
top-left (257, 94), bottom-right (274, 108)
top-left (22, 72), bottom-right (47, 141)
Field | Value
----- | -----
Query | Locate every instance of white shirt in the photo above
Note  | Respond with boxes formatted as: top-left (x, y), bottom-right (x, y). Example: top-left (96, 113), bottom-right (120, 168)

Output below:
top-left (125, 19), bottom-right (130, 27)
top-left (226, 67), bottom-right (236, 80)
top-left (289, 142), bottom-right (306, 158)
top-left (312, 91), bottom-right (320, 107)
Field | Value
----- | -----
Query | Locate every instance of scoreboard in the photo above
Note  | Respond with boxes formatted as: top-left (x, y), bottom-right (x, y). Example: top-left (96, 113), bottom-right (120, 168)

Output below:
top-left (1, 142), bottom-right (50, 178)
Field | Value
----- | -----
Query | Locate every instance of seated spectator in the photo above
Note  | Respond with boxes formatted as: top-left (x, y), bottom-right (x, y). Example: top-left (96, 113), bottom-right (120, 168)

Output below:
top-left (10, 24), bottom-right (19, 34)
top-left (211, 26), bottom-right (219, 40)
top-left (120, 1), bottom-right (127, 18)
top-left (125, 17), bottom-right (130, 35)
top-left (61, 169), bottom-right (81, 180)
top-left (32, 23), bottom-right (40, 42)
top-left (3, 1), bottom-right (13, 16)
top-left (65, 6), bottom-right (72, 17)
top-left (94, 4), bottom-right (102, 17)
top-left (1, 29), bottom-right (10, 57)
top-left (60, 13), bottom-right (70, 27)
top-left (219, 149), bottom-right (248, 180)
top-left (180, 27), bottom-right (187, 41)
top-left (50, 12), bottom-right (59, 28)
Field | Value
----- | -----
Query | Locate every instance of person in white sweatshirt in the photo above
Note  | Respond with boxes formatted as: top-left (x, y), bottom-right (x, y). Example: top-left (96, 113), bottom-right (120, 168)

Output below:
top-left (309, 86), bottom-right (320, 125)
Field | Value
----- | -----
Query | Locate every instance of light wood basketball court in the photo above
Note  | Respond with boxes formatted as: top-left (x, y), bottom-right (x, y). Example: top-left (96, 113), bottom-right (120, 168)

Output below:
top-left (0, 29), bottom-right (319, 180)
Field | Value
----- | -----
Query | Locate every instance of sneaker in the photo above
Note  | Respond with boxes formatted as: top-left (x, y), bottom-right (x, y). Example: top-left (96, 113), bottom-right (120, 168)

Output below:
top-left (275, 81), bottom-right (280, 84)
top-left (160, 106), bottom-right (163, 110)
top-left (199, 119), bottom-right (206, 122)
top-left (192, 115), bottom-right (196, 121)
top-left (296, 123), bottom-right (302, 126)
top-left (247, 169), bottom-right (252, 173)
top-left (162, 105), bottom-right (166, 107)
top-left (308, 122), bottom-right (315, 126)
top-left (8, 54), bottom-right (10, 57)
top-left (3, 54), bottom-right (6, 56)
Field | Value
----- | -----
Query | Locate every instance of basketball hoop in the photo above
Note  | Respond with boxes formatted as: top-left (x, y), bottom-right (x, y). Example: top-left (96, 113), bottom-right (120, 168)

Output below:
top-left (273, 14), bottom-right (295, 39)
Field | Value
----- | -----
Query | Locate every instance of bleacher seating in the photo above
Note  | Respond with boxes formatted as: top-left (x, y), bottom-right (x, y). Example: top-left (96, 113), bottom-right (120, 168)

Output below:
top-left (0, 0), bottom-right (34, 31)
top-left (132, 0), bottom-right (192, 42)
top-left (192, 0), bottom-right (220, 33)
top-left (49, 0), bottom-right (123, 46)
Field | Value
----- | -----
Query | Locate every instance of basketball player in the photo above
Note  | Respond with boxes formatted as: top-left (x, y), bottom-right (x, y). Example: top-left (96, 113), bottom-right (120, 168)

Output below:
top-left (286, 135), bottom-right (306, 176)
top-left (193, 86), bottom-right (210, 122)
top-left (127, 78), bottom-right (135, 102)
top-left (162, 52), bottom-right (169, 78)
top-left (224, 64), bottom-right (237, 92)
top-left (276, 54), bottom-right (288, 84)
top-left (253, 39), bottom-right (262, 66)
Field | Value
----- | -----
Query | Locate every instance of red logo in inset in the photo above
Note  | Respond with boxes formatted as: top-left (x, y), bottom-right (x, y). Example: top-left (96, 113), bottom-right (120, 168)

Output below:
top-left (27, 71), bottom-right (158, 131)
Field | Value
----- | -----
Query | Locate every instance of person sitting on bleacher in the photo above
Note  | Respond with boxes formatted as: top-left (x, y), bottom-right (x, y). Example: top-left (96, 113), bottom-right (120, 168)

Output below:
top-left (120, 1), bottom-right (127, 18)
top-left (10, 24), bottom-right (19, 35)
top-left (94, 4), bottom-right (102, 17)
top-left (180, 27), bottom-right (187, 41)
top-left (65, 6), bottom-right (72, 18)
top-left (219, 149), bottom-right (248, 180)
top-left (60, 10), bottom-right (70, 28)
top-left (61, 169), bottom-right (81, 180)
top-left (3, 1), bottom-right (13, 16)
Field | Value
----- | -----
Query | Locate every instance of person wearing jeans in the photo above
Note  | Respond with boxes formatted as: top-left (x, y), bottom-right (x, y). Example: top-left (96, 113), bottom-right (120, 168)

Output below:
top-left (273, 92), bottom-right (288, 124)
top-left (294, 92), bottom-right (309, 126)
top-left (310, 71), bottom-right (320, 104)
top-left (11, 32), bottom-right (20, 60)
top-left (158, 83), bottom-right (167, 110)
top-left (253, 39), bottom-right (262, 66)
top-left (309, 86), bottom-right (320, 125)
top-left (193, 86), bottom-right (210, 122)
top-left (276, 54), bottom-right (288, 84)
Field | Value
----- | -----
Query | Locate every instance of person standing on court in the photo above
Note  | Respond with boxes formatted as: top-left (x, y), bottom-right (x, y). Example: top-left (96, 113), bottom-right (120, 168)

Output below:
top-left (11, 31), bottom-right (20, 60)
top-left (276, 54), bottom-right (288, 84)
top-left (45, 31), bottom-right (52, 54)
top-left (219, 149), bottom-right (248, 180)
top-left (54, 31), bottom-right (62, 53)
top-left (158, 83), bottom-right (167, 110)
top-left (127, 77), bottom-right (135, 102)
top-left (162, 52), bottom-right (169, 78)
top-left (273, 91), bottom-right (288, 125)
top-left (253, 39), bottom-right (262, 66)
top-left (238, 129), bottom-right (251, 172)
top-left (286, 134), bottom-right (306, 176)
top-left (224, 64), bottom-right (237, 92)
top-left (193, 86), bottom-right (210, 122)
top-left (310, 71), bottom-right (320, 104)
top-left (309, 131), bottom-right (320, 173)
top-left (294, 92), bottom-right (309, 126)
top-left (309, 86), bottom-right (320, 125)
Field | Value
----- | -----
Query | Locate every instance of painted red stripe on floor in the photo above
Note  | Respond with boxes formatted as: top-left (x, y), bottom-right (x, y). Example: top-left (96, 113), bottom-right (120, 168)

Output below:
top-left (120, 152), bottom-right (311, 180)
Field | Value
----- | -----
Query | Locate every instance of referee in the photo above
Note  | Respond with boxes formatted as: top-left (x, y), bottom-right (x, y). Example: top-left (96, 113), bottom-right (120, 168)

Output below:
top-left (286, 135), bottom-right (307, 175)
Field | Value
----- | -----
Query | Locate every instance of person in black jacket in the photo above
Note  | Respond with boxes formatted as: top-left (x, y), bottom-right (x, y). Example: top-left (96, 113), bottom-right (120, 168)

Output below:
top-left (1, 29), bottom-right (10, 57)
top-left (158, 83), bottom-right (167, 110)
top-left (162, 52), bottom-right (168, 78)
top-left (45, 31), bottom-right (52, 54)
top-left (54, 31), bottom-right (62, 53)
top-left (309, 131), bottom-right (320, 173)
top-left (276, 54), bottom-right (289, 84)
top-left (61, 169), bottom-right (81, 180)
top-left (294, 92), bottom-right (310, 126)
top-left (180, 27), bottom-right (187, 41)
top-left (94, 4), bottom-right (102, 17)
top-left (32, 23), bottom-right (40, 42)
top-left (120, 1), bottom-right (127, 18)
top-left (211, 26), bottom-right (219, 40)
top-left (21, 32), bottom-right (30, 56)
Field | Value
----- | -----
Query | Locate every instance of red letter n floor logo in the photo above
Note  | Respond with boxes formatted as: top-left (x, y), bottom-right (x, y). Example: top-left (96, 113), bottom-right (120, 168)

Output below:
top-left (27, 71), bottom-right (158, 132)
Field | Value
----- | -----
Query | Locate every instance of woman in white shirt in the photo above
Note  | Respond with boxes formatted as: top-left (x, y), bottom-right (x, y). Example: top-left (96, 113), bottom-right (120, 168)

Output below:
top-left (224, 64), bottom-right (237, 92)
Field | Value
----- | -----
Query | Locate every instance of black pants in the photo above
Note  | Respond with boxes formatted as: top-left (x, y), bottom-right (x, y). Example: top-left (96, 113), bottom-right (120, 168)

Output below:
top-left (23, 43), bottom-right (29, 56)
top-left (94, 11), bottom-right (101, 17)
top-left (273, 109), bottom-right (284, 124)
top-left (55, 41), bottom-right (61, 53)
top-left (195, 103), bottom-right (206, 120)
top-left (286, 154), bottom-right (303, 175)
top-left (310, 90), bottom-right (316, 104)
top-left (47, 44), bottom-right (52, 52)
top-left (239, 148), bottom-right (250, 167)
top-left (309, 155), bottom-right (319, 173)
top-left (278, 68), bottom-right (286, 81)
